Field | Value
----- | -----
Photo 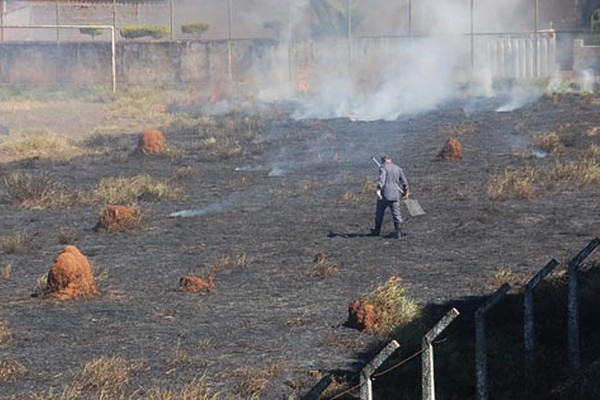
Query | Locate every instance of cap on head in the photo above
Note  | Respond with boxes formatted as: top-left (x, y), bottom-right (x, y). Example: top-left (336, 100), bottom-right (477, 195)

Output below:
top-left (381, 155), bottom-right (392, 163)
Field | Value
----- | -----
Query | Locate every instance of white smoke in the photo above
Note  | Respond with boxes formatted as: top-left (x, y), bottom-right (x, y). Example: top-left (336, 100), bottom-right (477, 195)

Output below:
top-left (496, 85), bottom-right (543, 112)
top-left (250, 0), bottom-right (531, 121)
top-left (208, 1), bottom-right (577, 120)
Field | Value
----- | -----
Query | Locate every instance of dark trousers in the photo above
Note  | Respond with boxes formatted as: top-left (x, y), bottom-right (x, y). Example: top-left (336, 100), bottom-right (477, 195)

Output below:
top-left (374, 199), bottom-right (402, 233)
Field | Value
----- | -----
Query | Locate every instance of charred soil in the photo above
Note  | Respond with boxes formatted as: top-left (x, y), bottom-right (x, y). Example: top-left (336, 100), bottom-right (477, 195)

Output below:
top-left (0, 92), bottom-right (599, 399)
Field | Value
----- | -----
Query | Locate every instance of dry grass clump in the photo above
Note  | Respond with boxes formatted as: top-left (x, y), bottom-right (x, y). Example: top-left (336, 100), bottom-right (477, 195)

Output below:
top-left (73, 356), bottom-right (142, 398)
top-left (169, 112), bottom-right (267, 159)
top-left (443, 123), bottom-right (476, 136)
top-left (581, 144), bottom-right (600, 160)
top-left (360, 178), bottom-right (378, 194)
top-left (38, 245), bottom-right (98, 300)
top-left (535, 131), bottom-right (566, 155)
top-left (0, 132), bottom-right (87, 160)
top-left (0, 231), bottom-right (35, 254)
top-left (285, 309), bottom-right (311, 329)
top-left (95, 204), bottom-right (141, 232)
top-left (547, 158), bottom-right (600, 187)
top-left (172, 166), bottom-right (197, 180)
top-left (489, 266), bottom-right (526, 287)
top-left (339, 191), bottom-right (361, 204)
top-left (487, 166), bottom-right (539, 200)
top-left (205, 254), bottom-right (249, 275)
top-left (308, 250), bottom-right (339, 278)
top-left (0, 360), bottom-right (27, 383)
top-left (25, 385), bottom-right (82, 399)
top-left (1, 171), bottom-right (88, 209)
top-left (92, 174), bottom-right (184, 204)
top-left (585, 126), bottom-right (600, 137)
top-left (537, 123), bottom-right (578, 151)
top-left (167, 338), bottom-right (190, 368)
top-left (54, 227), bottom-right (77, 245)
top-left (488, 154), bottom-right (600, 200)
top-left (318, 375), bottom-right (355, 399)
top-left (221, 361), bottom-right (287, 398)
top-left (137, 375), bottom-right (219, 400)
top-left (0, 262), bottom-right (12, 279)
top-left (347, 275), bottom-right (420, 336)
top-left (0, 320), bottom-right (13, 348)
top-left (101, 87), bottom-right (179, 126)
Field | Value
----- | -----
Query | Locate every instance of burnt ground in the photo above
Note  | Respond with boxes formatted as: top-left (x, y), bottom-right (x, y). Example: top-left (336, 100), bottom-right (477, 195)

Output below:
top-left (0, 92), bottom-right (599, 399)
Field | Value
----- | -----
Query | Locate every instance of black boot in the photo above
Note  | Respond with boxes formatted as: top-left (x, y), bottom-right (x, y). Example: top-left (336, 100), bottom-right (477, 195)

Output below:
top-left (393, 225), bottom-right (401, 239)
top-left (370, 228), bottom-right (381, 237)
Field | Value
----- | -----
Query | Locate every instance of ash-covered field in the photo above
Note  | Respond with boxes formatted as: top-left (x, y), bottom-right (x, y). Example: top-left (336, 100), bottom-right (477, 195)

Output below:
top-left (0, 91), bottom-right (599, 399)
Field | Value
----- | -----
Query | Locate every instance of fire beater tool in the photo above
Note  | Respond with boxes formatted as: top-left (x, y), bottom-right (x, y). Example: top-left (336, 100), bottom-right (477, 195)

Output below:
top-left (371, 157), bottom-right (425, 217)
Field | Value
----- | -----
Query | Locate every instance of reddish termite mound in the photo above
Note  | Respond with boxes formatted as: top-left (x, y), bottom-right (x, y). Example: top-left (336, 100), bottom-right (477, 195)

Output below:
top-left (438, 137), bottom-right (464, 161)
top-left (45, 245), bottom-right (97, 300)
top-left (347, 299), bottom-right (379, 333)
top-left (137, 128), bottom-right (167, 155)
top-left (96, 205), bottom-right (139, 232)
top-left (178, 275), bottom-right (215, 293)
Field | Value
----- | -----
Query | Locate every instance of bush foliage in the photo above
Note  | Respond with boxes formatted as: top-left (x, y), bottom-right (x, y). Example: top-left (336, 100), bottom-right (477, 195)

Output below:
top-left (79, 27), bottom-right (104, 39)
top-left (120, 25), bottom-right (170, 39)
top-left (181, 21), bottom-right (210, 37)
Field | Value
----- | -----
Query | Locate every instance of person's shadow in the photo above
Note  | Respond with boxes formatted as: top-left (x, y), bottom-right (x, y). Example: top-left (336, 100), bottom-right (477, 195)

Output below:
top-left (327, 230), bottom-right (378, 238)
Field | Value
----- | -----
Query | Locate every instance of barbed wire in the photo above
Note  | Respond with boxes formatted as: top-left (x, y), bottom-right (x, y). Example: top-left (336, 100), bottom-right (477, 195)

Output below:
top-left (326, 337), bottom-right (448, 400)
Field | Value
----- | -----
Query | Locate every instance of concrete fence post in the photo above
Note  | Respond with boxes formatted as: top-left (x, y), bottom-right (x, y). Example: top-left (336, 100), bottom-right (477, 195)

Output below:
top-left (422, 308), bottom-right (460, 400)
top-left (300, 374), bottom-right (333, 400)
top-left (523, 259), bottom-right (559, 367)
top-left (475, 283), bottom-right (510, 400)
top-left (360, 340), bottom-right (400, 400)
top-left (567, 237), bottom-right (600, 378)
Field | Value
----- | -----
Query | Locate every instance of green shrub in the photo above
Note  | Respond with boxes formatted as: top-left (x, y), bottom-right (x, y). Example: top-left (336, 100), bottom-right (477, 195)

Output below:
top-left (181, 21), bottom-right (210, 37)
top-left (120, 25), bottom-right (170, 40)
top-left (79, 27), bottom-right (104, 40)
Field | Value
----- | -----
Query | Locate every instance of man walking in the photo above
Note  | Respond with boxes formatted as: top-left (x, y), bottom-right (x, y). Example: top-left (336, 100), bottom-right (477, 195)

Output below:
top-left (372, 155), bottom-right (410, 239)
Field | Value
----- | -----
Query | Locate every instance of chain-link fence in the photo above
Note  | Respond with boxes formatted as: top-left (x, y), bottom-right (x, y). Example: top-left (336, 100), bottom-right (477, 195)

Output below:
top-left (0, 0), bottom-right (589, 43)
top-left (0, 1), bottom-right (596, 92)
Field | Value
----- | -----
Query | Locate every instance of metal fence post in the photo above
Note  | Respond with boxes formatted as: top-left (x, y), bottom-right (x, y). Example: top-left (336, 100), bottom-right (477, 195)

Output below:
top-left (523, 259), bottom-right (559, 367)
top-left (3, 24), bottom-right (116, 92)
top-left (568, 238), bottom-right (600, 378)
top-left (55, 0), bottom-right (60, 42)
top-left (227, 0), bottom-right (233, 80)
top-left (475, 284), bottom-right (510, 400)
top-left (1, 0), bottom-right (4, 42)
top-left (422, 308), bottom-right (460, 400)
top-left (360, 340), bottom-right (400, 400)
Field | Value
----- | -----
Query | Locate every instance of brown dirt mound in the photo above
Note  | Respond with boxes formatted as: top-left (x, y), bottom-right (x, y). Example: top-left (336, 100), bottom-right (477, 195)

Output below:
top-left (347, 299), bottom-right (379, 333)
top-left (137, 128), bottom-right (167, 155)
top-left (437, 137), bottom-right (463, 161)
top-left (178, 275), bottom-right (214, 293)
top-left (45, 245), bottom-right (97, 300)
top-left (96, 205), bottom-right (140, 232)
